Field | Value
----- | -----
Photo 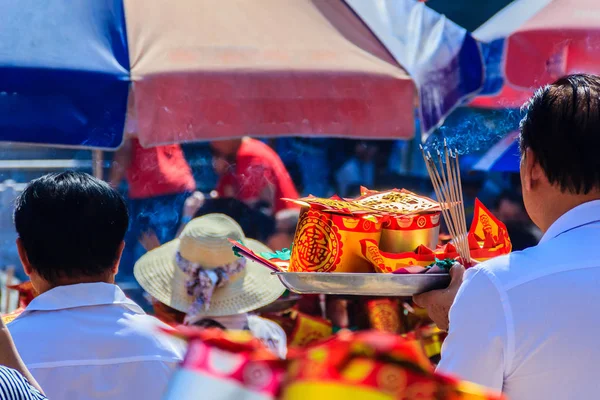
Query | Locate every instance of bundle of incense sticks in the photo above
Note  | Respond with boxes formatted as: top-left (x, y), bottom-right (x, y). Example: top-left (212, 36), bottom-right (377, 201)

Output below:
top-left (420, 143), bottom-right (472, 266)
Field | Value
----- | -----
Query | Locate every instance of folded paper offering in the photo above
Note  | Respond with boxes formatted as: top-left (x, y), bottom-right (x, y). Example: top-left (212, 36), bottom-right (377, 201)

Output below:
top-left (231, 195), bottom-right (511, 297)
top-left (265, 311), bottom-right (333, 348)
top-left (362, 199), bottom-right (512, 274)
top-left (281, 331), bottom-right (505, 400)
top-left (355, 187), bottom-right (441, 215)
top-left (284, 195), bottom-right (376, 215)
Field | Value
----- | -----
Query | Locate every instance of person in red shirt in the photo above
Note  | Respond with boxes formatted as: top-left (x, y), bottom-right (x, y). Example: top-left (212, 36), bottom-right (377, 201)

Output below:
top-left (109, 137), bottom-right (196, 277)
top-left (210, 138), bottom-right (299, 215)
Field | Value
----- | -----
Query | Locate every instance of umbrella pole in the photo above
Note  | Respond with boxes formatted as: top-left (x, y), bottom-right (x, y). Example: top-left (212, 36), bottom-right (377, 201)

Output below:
top-left (92, 150), bottom-right (104, 179)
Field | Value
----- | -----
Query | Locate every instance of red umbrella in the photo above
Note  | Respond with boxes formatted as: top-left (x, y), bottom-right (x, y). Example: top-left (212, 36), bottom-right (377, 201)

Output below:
top-left (470, 84), bottom-right (533, 109)
top-left (476, 0), bottom-right (600, 90)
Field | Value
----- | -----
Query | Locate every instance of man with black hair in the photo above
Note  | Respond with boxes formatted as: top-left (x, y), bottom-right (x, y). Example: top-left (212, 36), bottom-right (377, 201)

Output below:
top-left (414, 74), bottom-right (600, 399)
top-left (9, 172), bottom-right (183, 400)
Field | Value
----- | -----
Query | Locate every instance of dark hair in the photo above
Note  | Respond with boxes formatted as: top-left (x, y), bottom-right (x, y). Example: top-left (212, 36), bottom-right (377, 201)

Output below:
top-left (14, 171), bottom-right (129, 283)
top-left (192, 318), bottom-right (226, 330)
top-left (520, 74), bottom-right (600, 194)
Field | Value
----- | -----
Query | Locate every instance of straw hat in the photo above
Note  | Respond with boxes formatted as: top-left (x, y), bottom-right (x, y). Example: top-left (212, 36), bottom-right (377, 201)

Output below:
top-left (134, 214), bottom-right (285, 318)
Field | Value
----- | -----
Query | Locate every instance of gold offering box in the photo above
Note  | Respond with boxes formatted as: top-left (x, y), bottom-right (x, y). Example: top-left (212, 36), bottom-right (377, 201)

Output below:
top-left (286, 189), bottom-right (441, 273)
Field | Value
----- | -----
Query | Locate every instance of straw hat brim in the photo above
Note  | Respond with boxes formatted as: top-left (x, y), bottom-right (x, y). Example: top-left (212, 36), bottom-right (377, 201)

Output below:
top-left (134, 238), bottom-right (285, 317)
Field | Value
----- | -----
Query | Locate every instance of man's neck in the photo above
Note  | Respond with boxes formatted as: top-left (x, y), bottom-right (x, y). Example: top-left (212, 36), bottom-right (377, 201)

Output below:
top-left (539, 191), bottom-right (600, 233)
top-left (35, 274), bottom-right (115, 295)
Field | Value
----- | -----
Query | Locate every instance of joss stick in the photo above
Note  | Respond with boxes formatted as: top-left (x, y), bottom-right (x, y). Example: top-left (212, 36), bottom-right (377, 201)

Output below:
top-left (429, 152), bottom-right (459, 245)
top-left (442, 145), bottom-right (469, 263)
top-left (443, 146), bottom-right (469, 264)
top-left (421, 148), bottom-right (459, 251)
top-left (420, 145), bottom-right (470, 264)
top-left (438, 148), bottom-right (465, 259)
top-left (452, 150), bottom-right (471, 264)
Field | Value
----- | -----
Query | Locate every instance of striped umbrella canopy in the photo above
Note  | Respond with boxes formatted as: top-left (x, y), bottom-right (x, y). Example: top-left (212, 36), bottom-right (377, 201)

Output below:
top-left (0, 0), bottom-right (488, 149)
top-left (0, 0), bottom-right (416, 149)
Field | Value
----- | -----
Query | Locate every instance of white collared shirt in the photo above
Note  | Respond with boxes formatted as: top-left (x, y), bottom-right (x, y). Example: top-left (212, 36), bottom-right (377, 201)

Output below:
top-left (9, 283), bottom-right (185, 400)
top-left (437, 200), bottom-right (600, 400)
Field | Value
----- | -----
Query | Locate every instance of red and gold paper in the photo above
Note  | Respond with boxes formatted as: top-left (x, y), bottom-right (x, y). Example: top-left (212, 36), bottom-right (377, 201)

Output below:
top-left (361, 199), bottom-right (512, 273)
top-left (404, 325), bottom-right (447, 359)
top-left (366, 299), bottom-right (401, 333)
top-left (289, 208), bottom-right (381, 273)
top-left (163, 328), bottom-right (286, 400)
top-left (471, 199), bottom-right (512, 254)
top-left (289, 312), bottom-right (333, 347)
top-left (281, 331), bottom-right (505, 400)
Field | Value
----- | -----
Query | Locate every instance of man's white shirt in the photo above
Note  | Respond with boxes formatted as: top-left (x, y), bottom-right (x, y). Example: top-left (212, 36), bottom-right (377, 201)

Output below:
top-left (9, 282), bottom-right (184, 400)
top-left (437, 200), bottom-right (600, 399)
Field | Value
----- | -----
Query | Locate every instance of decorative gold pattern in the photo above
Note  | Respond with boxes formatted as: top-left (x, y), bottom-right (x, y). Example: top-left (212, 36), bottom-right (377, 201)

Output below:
top-left (355, 190), bottom-right (439, 215)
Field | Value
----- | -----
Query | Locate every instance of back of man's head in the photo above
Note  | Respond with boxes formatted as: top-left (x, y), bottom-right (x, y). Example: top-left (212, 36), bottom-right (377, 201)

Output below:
top-left (520, 73), bottom-right (600, 194)
top-left (14, 171), bottom-right (129, 285)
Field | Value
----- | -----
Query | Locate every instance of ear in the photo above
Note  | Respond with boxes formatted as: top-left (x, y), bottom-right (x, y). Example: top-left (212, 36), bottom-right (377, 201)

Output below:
top-left (112, 241), bottom-right (126, 276)
top-left (522, 148), bottom-right (544, 191)
top-left (16, 238), bottom-right (33, 277)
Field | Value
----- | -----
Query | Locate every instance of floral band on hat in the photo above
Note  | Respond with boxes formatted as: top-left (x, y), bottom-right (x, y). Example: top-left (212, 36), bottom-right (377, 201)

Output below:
top-left (176, 251), bottom-right (247, 322)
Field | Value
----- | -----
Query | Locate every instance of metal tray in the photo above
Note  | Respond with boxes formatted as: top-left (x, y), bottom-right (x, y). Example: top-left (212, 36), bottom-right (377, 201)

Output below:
top-left (273, 272), bottom-right (450, 296)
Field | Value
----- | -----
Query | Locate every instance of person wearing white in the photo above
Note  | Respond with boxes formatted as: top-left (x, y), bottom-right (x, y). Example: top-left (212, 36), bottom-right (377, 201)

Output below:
top-left (9, 172), bottom-right (184, 400)
top-left (9, 283), bottom-right (184, 400)
top-left (414, 74), bottom-right (600, 399)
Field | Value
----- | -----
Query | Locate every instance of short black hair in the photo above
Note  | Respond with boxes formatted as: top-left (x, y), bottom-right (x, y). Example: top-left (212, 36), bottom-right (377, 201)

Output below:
top-left (14, 171), bottom-right (129, 283)
top-left (192, 318), bottom-right (226, 330)
top-left (520, 74), bottom-right (600, 194)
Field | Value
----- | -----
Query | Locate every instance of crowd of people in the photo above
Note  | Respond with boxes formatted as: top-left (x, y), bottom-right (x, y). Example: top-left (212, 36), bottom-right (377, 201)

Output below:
top-left (1, 74), bottom-right (599, 399)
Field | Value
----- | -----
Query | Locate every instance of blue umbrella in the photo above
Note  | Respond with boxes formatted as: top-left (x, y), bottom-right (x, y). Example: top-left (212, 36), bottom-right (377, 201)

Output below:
top-left (0, 0), bottom-right (129, 149)
top-left (472, 131), bottom-right (520, 172)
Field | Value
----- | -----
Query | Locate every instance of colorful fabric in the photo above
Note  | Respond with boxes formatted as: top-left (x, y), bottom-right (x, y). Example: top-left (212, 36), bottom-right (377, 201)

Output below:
top-left (176, 251), bottom-right (247, 319)
top-left (281, 331), bottom-right (505, 400)
top-left (163, 327), bottom-right (286, 400)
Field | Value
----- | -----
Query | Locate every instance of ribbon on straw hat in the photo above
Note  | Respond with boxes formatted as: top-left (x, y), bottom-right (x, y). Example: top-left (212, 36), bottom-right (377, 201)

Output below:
top-left (176, 252), bottom-right (246, 317)
top-left (134, 213), bottom-right (285, 322)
